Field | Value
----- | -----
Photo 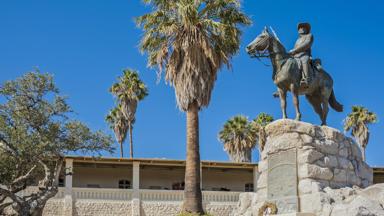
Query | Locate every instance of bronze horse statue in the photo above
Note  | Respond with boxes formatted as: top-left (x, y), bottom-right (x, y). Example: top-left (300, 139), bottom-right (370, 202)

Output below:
top-left (246, 27), bottom-right (343, 125)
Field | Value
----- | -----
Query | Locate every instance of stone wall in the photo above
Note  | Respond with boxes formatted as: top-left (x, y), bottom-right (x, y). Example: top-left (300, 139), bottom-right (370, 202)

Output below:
top-left (257, 119), bottom-right (372, 202)
top-left (73, 200), bottom-right (132, 216)
top-left (39, 199), bottom-right (236, 216)
top-left (233, 119), bottom-right (379, 216)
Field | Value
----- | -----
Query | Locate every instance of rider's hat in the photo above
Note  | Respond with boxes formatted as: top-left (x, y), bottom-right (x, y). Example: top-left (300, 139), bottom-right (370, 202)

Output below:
top-left (297, 22), bottom-right (311, 32)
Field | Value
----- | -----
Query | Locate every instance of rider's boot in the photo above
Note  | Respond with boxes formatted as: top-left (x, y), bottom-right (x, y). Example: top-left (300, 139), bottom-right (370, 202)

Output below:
top-left (300, 62), bottom-right (311, 87)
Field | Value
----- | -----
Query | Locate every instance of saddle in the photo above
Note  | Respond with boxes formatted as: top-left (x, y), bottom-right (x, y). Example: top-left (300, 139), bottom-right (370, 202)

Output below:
top-left (295, 58), bottom-right (323, 87)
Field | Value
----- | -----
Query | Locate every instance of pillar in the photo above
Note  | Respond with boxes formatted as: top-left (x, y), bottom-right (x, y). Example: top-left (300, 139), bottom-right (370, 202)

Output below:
top-left (64, 158), bottom-right (73, 216)
top-left (132, 161), bottom-right (141, 216)
top-left (253, 165), bottom-right (258, 192)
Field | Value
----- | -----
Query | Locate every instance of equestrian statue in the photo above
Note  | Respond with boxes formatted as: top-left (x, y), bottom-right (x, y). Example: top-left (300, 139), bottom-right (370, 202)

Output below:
top-left (246, 23), bottom-right (343, 125)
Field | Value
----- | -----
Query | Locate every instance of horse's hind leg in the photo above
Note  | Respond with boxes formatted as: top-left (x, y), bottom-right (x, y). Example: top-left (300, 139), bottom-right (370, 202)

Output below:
top-left (321, 88), bottom-right (332, 126)
top-left (321, 99), bottom-right (329, 126)
top-left (306, 94), bottom-right (323, 124)
top-left (290, 84), bottom-right (301, 121)
top-left (278, 88), bottom-right (287, 119)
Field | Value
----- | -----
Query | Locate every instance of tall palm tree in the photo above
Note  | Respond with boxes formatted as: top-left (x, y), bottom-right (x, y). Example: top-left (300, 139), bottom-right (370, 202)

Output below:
top-left (344, 106), bottom-right (377, 161)
top-left (136, 0), bottom-right (250, 213)
top-left (252, 113), bottom-right (274, 152)
top-left (219, 115), bottom-right (258, 162)
top-left (108, 69), bottom-right (148, 158)
top-left (106, 107), bottom-right (128, 158)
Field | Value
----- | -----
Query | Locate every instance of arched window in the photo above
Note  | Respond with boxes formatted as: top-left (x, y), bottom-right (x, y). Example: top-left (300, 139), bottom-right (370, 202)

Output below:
top-left (245, 183), bottom-right (254, 192)
top-left (118, 179), bottom-right (131, 189)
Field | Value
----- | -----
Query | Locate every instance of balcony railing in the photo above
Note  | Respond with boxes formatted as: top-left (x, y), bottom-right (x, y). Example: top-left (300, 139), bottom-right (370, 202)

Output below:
top-left (17, 187), bottom-right (240, 203)
top-left (73, 187), bottom-right (133, 200)
top-left (140, 189), bottom-right (183, 201)
top-left (203, 191), bottom-right (240, 202)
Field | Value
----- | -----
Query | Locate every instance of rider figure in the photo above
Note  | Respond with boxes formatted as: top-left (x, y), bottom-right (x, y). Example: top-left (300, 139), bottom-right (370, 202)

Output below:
top-left (289, 22), bottom-right (314, 86)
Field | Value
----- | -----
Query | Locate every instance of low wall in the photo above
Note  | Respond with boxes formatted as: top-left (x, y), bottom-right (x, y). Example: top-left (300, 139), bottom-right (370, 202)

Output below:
top-left (41, 200), bottom-right (236, 216)
top-left (38, 188), bottom-right (239, 216)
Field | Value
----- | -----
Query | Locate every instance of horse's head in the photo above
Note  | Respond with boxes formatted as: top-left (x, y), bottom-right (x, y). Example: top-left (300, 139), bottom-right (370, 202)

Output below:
top-left (246, 27), bottom-right (273, 57)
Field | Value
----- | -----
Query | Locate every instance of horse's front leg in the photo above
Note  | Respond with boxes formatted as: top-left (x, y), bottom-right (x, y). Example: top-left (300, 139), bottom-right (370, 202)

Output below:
top-left (278, 88), bottom-right (287, 119)
top-left (290, 84), bottom-right (301, 121)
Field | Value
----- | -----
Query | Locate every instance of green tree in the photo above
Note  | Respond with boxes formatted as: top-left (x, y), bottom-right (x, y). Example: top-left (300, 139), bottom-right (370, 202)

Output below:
top-left (343, 106), bottom-right (377, 161)
top-left (0, 71), bottom-right (113, 215)
top-left (252, 113), bottom-right (274, 152)
top-left (107, 69), bottom-right (148, 158)
top-left (136, 0), bottom-right (250, 213)
top-left (106, 107), bottom-right (129, 158)
top-left (218, 115), bottom-right (257, 162)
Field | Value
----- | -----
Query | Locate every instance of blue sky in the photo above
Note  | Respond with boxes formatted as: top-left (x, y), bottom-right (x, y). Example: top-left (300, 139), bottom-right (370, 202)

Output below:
top-left (1, 0), bottom-right (383, 165)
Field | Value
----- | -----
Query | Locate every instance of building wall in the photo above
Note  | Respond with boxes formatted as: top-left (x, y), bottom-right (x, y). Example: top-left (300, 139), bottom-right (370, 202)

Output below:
top-left (72, 164), bottom-right (254, 192)
top-left (373, 172), bottom-right (384, 184)
top-left (73, 165), bottom-right (132, 188)
top-left (140, 166), bottom-right (185, 190)
top-left (202, 167), bottom-right (253, 192)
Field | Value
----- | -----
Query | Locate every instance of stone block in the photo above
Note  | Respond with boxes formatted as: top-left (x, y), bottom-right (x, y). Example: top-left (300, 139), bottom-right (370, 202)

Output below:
top-left (300, 134), bottom-right (313, 144)
top-left (298, 164), bottom-right (333, 180)
top-left (258, 160), bottom-right (268, 172)
top-left (322, 126), bottom-right (344, 142)
top-left (339, 147), bottom-right (348, 157)
top-left (347, 171), bottom-right (361, 187)
top-left (338, 157), bottom-right (352, 170)
top-left (323, 155), bottom-right (338, 168)
top-left (257, 172), bottom-right (267, 188)
top-left (333, 169), bottom-right (347, 183)
top-left (298, 179), bottom-right (313, 195)
top-left (298, 149), bottom-right (324, 164)
top-left (357, 162), bottom-right (373, 183)
top-left (351, 143), bottom-right (363, 159)
top-left (313, 139), bottom-right (338, 155)
top-left (264, 133), bottom-right (301, 154)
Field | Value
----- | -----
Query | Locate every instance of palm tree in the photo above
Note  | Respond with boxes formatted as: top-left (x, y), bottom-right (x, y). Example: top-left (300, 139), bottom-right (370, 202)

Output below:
top-left (108, 69), bottom-right (148, 158)
top-left (344, 106), bottom-right (377, 161)
top-left (252, 113), bottom-right (274, 152)
top-left (219, 115), bottom-right (258, 162)
top-left (106, 107), bottom-right (128, 158)
top-left (136, 0), bottom-right (250, 213)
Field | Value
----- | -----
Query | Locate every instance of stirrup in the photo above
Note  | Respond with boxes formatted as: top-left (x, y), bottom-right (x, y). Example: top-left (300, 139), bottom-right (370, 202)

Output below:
top-left (300, 79), bottom-right (309, 88)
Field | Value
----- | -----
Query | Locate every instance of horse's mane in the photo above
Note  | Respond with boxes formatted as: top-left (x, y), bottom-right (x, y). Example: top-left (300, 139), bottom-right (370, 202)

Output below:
top-left (268, 31), bottom-right (287, 54)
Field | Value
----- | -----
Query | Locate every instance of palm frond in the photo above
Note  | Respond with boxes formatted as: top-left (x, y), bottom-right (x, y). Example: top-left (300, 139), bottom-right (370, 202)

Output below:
top-left (218, 115), bottom-right (257, 162)
top-left (137, 0), bottom-right (250, 111)
top-left (343, 105), bottom-right (377, 149)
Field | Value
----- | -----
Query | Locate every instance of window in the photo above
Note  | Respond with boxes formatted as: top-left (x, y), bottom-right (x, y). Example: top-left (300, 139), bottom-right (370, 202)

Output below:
top-left (118, 180), bottom-right (131, 189)
top-left (245, 183), bottom-right (254, 192)
top-left (58, 178), bottom-right (65, 187)
top-left (172, 182), bottom-right (184, 190)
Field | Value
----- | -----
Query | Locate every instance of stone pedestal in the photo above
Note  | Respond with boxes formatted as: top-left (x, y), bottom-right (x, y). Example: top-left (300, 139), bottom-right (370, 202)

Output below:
top-left (233, 119), bottom-right (377, 216)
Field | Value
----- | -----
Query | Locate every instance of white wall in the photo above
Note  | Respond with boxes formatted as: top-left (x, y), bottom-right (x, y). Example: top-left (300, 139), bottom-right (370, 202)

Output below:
top-left (72, 163), bottom-right (254, 192)
top-left (73, 165), bottom-right (132, 188)
top-left (202, 167), bottom-right (253, 192)
top-left (140, 166), bottom-right (184, 190)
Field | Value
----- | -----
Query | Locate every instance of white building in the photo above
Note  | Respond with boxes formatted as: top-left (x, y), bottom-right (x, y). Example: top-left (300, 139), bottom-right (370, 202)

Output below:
top-left (34, 156), bottom-right (258, 216)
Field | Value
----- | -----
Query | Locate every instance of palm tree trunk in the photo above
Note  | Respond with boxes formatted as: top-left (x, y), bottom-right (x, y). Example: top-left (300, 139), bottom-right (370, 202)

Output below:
top-left (120, 142), bottom-right (124, 158)
top-left (129, 124), bottom-right (133, 159)
top-left (183, 101), bottom-right (204, 214)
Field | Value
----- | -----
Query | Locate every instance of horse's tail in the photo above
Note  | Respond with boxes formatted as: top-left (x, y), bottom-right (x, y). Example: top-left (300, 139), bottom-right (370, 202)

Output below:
top-left (329, 89), bottom-right (343, 112)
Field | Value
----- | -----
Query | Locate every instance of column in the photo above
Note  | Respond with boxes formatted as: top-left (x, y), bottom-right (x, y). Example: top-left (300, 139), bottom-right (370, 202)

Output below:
top-left (64, 158), bottom-right (73, 216)
top-left (132, 161), bottom-right (140, 198)
top-left (200, 163), bottom-right (203, 189)
top-left (253, 165), bottom-right (258, 192)
top-left (132, 161), bottom-right (141, 216)
top-left (65, 159), bottom-right (73, 196)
